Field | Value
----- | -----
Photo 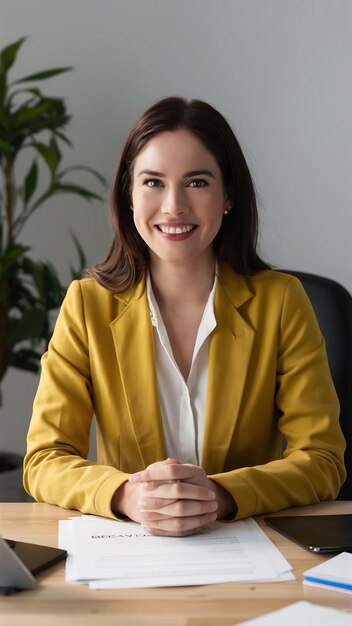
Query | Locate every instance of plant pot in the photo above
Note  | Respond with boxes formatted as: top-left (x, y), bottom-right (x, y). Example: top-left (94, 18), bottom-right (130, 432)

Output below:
top-left (0, 451), bottom-right (32, 502)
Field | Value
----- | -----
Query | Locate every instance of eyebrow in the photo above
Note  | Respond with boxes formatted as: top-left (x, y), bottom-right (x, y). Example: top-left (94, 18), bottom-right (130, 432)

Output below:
top-left (137, 169), bottom-right (215, 179)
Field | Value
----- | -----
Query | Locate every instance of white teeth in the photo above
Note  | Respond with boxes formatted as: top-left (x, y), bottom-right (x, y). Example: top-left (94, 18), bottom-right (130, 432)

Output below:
top-left (159, 225), bottom-right (194, 234)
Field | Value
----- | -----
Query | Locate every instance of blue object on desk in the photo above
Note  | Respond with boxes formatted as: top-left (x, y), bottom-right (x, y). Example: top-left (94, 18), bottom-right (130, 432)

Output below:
top-left (303, 551), bottom-right (352, 594)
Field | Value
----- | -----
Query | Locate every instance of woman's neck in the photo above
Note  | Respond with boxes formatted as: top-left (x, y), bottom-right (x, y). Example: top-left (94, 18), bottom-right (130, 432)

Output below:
top-left (149, 255), bottom-right (216, 308)
top-left (149, 255), bottom-right (217, 380)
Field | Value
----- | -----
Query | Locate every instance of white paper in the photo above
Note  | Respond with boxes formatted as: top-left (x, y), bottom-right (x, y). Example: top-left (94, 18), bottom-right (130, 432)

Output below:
top-left (303, 580), bottom-right (352, 595)
top-left (303, 552), bottom-right (352, 594)
top-left (58, 515), bottom-right (294, 589)
top-left (233, 601), bottom-right (352, 626)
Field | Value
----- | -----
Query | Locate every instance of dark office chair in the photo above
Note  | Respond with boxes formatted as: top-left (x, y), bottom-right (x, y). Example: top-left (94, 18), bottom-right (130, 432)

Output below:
top-left (281, 270), bottom-right (352, 500)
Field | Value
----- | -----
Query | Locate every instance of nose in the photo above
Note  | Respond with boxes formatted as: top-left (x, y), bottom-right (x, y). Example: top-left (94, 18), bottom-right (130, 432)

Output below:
top-left (160, 186), bottom-right (189, 216)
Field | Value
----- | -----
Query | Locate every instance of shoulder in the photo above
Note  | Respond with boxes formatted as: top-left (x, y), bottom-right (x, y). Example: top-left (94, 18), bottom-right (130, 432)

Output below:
top-left (66, 276), bottom-right (145, 300)
top-left (249, 269), bottom-right (305, 298)
top-left (218, 264), bottom-right (306, 309)
top-left (63, 277), bottom-right (147, 321)
top-left (245, 270), bottom-right (318, 333)
top-left (66, 277), bottom-right (115, 300)
top-left (217, 265), bottom-right (321, 341)
top-left (248, 269), bottom-right (297, 286)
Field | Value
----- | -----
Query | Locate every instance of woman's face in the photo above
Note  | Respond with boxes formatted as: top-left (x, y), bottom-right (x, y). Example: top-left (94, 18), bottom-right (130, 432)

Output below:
top-left (131, 130), bottom-right (229, 269)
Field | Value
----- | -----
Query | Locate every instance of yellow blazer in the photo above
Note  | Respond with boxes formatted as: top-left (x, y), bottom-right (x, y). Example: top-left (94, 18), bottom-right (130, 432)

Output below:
top-left (24, 264), bottom-right (346, 520)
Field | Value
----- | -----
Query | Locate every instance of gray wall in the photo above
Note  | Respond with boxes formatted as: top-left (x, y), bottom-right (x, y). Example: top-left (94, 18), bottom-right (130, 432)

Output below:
top-left (0, 0), bottom-right (351, 456)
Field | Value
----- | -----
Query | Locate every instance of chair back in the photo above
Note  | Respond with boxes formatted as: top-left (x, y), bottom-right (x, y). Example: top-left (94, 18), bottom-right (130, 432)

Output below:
top-left (282, 270), bottom-right (352, 500)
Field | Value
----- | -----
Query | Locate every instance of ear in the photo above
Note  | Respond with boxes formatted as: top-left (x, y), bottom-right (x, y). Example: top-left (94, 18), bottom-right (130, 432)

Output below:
top-left (224, 186), bottom-right (233, 211)
top-left (223, 196), bottom-right (232, 215)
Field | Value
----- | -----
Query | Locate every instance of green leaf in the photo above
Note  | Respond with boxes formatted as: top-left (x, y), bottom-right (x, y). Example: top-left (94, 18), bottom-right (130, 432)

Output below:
top-left (0, 37), bottom-right (26, 72)
top-left (0, 245), bottom-right (29, 276)
top-left (21, 256), bottom-right (65, 309)
top-left (15, 98), bottom-right (71, 136)
top-left (9, 307), bottom-right (47, 343)
top-left (24, 160), bottom-right (38, 203)
top-left (54, 182), bottom-right (104, 202)
top-left (23, 86), bottom-right (42, 97)
top-left (0, 107), bottom-right (10, 131)
top-left (8, 279), bottom-right (36, 310)
top-left (50, 135), bottom-right (61, 165)
top-left (23, 260), bottom-right (45, 301)
top-left (34, 141), bottom-right (60, 174)
top-left (70, 233), bottom-right (87, 279)
top-left (13, 67), bottom-right (73, 84)
top-left (41, 263), bottom-right (65, 308)
top-left (13, 101), bottom-right (50, 128)
top-left (22, 257), bottom-right (46, 301)
top-left (0, 37), bottom-right (26, 107)
top-left (0, 68), bottom-right (5, 106)
top-left (10, 348), bottom-right (42, 372)
top-left (52, 129), bottom-right (73, 147)
top-left (0, 138), bottom-right (11, 152)
top-left (58, 165), bottom-right (107, 187)
top-left (7, 86), bottom-right (43, 106)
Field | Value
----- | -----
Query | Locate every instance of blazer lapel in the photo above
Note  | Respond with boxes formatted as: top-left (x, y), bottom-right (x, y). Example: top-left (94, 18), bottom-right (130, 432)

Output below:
top-left (110, 280), bottom-right (165, 467)
top-left (202, 265), bottom-right (255, 474)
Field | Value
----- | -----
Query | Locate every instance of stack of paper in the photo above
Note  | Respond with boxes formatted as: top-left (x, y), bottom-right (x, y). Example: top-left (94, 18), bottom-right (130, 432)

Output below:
top-left (233, 601), bottom-right (352, 625)
top-left (303, 552), bottom-right (352, 594)
top-left (58, 516), bottom-right (294, 589)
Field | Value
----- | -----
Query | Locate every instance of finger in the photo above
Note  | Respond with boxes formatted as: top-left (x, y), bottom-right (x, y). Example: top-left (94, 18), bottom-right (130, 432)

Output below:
top-left (144, 458), bottom-right (181, 473)
top-left (130, 463), bottom-right (198, 484)
top-left (141, 481), bottom-right (216, 502)
top-left (139, 496), bottom-right (179, 510)
top-left (140, 498), bottom-right (218, 520)
top-left (144, 524), bottom-right (213, 538)
top-left (142, 511), bottom-right (217, 536)
top-left (137, 479), bottom-right (182, 490)
top-left (146, 458), bottom-right (181, 470)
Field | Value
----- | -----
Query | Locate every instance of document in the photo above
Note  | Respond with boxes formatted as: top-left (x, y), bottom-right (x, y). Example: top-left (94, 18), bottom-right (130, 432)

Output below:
top-left (58, 515), bottom-right (294, 589)
top-left (303, 552), bottom-right (352, 594)
top-left (233, 601), bottom-right (352, 625)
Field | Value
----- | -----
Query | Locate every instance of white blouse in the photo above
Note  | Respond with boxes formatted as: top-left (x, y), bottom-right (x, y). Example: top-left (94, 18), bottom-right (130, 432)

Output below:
top-left (146, 273), bottom-right (217, 465)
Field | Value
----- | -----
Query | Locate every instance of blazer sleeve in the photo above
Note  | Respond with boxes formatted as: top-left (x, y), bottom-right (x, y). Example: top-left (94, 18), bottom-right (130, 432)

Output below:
top-left (209, 276), bottom-right (346, 520)
top-left (23, 281), bottom-right (130, 519)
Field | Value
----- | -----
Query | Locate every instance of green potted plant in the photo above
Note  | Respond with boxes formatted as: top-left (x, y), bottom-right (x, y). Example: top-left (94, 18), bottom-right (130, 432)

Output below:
top-left (0, 37), bottom-right (105, 492)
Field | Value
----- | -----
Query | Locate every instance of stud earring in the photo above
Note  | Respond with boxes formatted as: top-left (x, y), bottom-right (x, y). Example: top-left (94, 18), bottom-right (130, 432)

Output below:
top-left (224, 208), bottom-right (230, 215)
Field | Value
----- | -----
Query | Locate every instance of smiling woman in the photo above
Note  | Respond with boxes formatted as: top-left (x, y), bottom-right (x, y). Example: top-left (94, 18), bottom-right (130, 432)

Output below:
top-left (23, 97), bottom-right (346, 537)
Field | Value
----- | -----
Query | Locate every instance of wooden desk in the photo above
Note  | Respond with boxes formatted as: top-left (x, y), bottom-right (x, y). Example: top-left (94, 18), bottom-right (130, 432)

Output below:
top-left (0, 502), bottom-right (351, 626)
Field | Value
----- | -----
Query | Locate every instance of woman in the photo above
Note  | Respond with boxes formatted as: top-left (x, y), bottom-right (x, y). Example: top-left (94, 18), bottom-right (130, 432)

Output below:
top-left (24, 97), bottom-right (346, 537)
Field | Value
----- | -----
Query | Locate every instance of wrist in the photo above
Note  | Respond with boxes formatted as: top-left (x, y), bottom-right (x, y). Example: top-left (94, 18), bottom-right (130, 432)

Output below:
top-left (111, 481), bottom-right (131, 518)
top-left (209, 479), bottom-right (237, 519)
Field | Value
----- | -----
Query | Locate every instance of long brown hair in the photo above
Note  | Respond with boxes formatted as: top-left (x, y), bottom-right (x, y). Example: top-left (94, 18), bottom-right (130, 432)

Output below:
top-left (87, 97), bottom-right (269, 291)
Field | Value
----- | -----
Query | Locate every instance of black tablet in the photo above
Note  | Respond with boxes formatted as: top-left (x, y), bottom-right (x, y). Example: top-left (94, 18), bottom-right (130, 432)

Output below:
top-left (0, 535), bottom-right (67, 593)
top-left (264, 514), bottom-right (352, 553)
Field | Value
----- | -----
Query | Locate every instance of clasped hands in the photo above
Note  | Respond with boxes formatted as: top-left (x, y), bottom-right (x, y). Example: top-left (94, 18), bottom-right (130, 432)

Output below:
top-left (112, 458), bottom-right (235, 537)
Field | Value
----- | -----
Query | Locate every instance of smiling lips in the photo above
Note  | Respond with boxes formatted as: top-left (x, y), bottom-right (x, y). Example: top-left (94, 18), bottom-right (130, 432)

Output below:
top-left (157, 224), bottom-right (197, 236)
